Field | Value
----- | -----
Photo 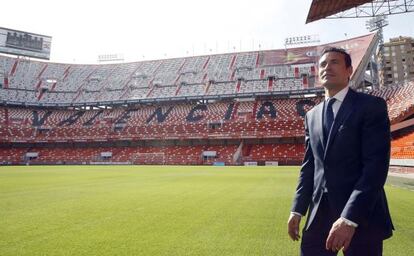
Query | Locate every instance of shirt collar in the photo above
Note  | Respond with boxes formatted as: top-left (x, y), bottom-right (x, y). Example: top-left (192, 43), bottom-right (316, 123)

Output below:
top-left (325, 85), bottom-right (349, 103)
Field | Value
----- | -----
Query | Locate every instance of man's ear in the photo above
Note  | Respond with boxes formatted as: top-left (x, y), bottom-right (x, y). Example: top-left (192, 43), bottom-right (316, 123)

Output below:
top-left (347, 66), bottom-right (353, 80)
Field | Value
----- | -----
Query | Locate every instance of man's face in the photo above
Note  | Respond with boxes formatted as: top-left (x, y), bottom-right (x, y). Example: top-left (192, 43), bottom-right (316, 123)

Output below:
top-left (318, 51), bottom-right (353, 90)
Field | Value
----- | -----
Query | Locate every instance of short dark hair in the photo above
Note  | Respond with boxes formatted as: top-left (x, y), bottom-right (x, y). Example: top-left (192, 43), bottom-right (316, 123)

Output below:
top-left (320, 47), bottom-right (352, 68)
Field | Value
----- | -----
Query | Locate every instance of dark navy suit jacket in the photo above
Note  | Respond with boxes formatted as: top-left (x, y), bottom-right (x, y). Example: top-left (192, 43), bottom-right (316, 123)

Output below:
top-left (291, 89), bottom-right (394, 242)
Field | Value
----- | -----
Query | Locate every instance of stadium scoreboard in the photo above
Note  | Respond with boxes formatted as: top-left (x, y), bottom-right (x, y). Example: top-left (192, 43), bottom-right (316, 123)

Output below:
top-left (0, 27), bottom-right (52, 60)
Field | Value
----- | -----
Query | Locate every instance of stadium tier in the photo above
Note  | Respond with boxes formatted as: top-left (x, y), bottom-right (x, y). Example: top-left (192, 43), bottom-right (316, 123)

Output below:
top-left (392, 131), bottom-right (414, 159)
top-left (0, 97), bottom-right (313, 165)
top-left (0, 34), bottom-right (378, 106)
top-left (1, 33), bottom-right (413, 165)
top-left (0, 52), bottom-right (312, 104)
top-left (0, 98), bottom-right (314, 141)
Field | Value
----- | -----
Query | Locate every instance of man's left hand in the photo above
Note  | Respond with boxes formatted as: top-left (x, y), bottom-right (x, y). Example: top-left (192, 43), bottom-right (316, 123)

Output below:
top-left (326, 218), bottom-right (356, 252)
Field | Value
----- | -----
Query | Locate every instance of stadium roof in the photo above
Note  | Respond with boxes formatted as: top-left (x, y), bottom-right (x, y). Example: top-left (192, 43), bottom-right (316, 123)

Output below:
top-left (306, 0), bottom-right (372, 23)
top-left (306, 0), bottom-right (414, 23)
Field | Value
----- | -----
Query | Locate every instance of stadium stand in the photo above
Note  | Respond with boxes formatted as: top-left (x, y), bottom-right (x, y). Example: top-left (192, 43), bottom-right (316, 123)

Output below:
top-left (1, 33), bottom-right (413, 166)
top-left (370, 80), bottom-right (414, 123)
top-left (0, 45), bottom-right (321, 104)
top-left (392, 131), bottom-right (414, 159)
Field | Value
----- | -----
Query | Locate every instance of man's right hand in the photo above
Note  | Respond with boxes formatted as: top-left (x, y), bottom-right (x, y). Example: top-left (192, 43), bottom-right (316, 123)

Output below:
top-left (287, 213), bottom-right (301, 241)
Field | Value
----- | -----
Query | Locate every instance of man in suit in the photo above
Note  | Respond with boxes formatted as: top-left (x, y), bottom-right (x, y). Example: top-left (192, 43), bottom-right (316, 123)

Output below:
top-left (287, 47), bottom-right (394, 256)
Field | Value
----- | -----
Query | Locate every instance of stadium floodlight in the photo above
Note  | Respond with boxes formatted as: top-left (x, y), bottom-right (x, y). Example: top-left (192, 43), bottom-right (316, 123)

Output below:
top-left (365, 15), bottom-right (388, 71)
top-left (284, 35), bottom-right (320, 48)
top-left (365, 15), bottom-right (388, 47)
top-left (365, 15), bottom-right (388, 32)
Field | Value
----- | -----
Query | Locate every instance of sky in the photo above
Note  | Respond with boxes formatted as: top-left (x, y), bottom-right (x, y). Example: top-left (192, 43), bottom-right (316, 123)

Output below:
top-left (1, 0), bottom-right (413, 64)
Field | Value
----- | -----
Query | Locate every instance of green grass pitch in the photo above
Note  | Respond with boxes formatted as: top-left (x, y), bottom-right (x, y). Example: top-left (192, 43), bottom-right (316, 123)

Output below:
top-left (0, 165), bottom-right (413, 255)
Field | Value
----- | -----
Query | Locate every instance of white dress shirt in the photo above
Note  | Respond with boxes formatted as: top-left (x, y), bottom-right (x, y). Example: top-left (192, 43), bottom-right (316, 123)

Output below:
top-left (325, 85), bottom-right (349, 119)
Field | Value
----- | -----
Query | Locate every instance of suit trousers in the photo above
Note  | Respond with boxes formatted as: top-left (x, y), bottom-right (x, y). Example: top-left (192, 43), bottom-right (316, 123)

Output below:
top-left (300, 194), bottom-right (383, 256)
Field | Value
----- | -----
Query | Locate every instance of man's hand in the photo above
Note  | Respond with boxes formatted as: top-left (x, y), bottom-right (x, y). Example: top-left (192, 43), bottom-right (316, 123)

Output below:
top-left (287, 213), bottom-right (301, 241)
top-left (326, 218), bottom-right (356, 252)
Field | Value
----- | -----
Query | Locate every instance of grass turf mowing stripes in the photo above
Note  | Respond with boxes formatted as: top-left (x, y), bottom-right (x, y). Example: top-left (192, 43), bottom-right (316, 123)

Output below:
top-left (0, 165), bottom-right (413, 255)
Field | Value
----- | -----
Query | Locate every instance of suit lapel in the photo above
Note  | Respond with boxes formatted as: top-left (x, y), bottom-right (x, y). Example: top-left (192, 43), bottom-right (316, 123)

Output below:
top-left (324, 89), bottom-right (357, 159)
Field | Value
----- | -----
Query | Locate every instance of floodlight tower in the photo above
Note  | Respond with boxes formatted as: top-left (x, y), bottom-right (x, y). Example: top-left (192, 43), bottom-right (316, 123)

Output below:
top-left (366, 15), bottom-right (389, 87)
top-left (365, 15), bottom-right (388, 50)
